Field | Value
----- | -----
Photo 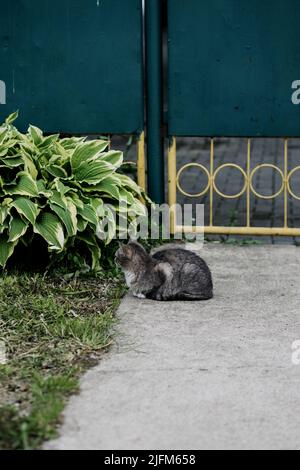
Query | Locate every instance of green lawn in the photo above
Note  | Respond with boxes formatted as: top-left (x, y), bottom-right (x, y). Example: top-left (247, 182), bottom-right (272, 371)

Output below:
top-left (0, 272), bottom-right (125, 450)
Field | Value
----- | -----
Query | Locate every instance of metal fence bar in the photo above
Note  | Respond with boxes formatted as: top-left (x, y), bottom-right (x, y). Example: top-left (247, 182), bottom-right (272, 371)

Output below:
top-left (137, 131), bottom-right (146, 191)
top-left (284, 139), bottom-right (288, 228)
top-left (210, 139), bottom-right (214, 227)
top-left (246, 139), bottom-right (251, 228)
top-left (168, 137), bottom-right (177, 234)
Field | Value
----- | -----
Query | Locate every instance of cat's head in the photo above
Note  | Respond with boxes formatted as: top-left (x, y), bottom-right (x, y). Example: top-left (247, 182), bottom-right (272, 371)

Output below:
top-left (115, 240), bottom-right (149, 272)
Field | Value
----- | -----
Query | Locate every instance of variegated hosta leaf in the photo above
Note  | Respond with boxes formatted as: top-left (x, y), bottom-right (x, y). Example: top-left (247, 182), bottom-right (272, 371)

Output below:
top-left (28, 125), bottom-right (43, 146)
top-left (0, 206), bottom-right (9, 225)
top-left (71, 140), bottom-right (109, 171)
top-left (49, 193), bottom-right (77, 237)
top-left (77, 216), bottom-right (88, 233)
top-left (78, 232), bottom-right (101, 270)
top-left (24, 159), bottom-right (38, 180)
top-left (88, 177), bottom-right (121, 200)
top-left (12, 197), bottom-right (39, 225)
top-left (87, 243), bottom-right (101, 271)
top-left (34, 212), bottom-right (65, 251)
top-left (90, 198), bottom-right (104, 217)
top-left (119, 188), bottom-right (137, 206)
top-left (75, 202), bottom-right (98, 227)
top-left (0, 128), bottom-right (8, 144)
top-left (0, 155), bottom-right (24, 168)
top-left (0, 234), bottom-right (16, 267)
top-left (60, 136), bottom-right (86, 150)
top-left (38, 134), bottom-right (59, 149)
top-left (0, 222), bottom-right (9, 235)
top-left (37, 180), bottom-right (52, 197)
top-left (74, 160), bottom-right (115, 185)
top-left (4, 172), bottom-right (39, 197)
top-left (9, 215), bottom-right (29, 243)
top-left (46, 164), bottom-right (69, 179)
top-left (5, 111), bottom-right (19, 125)
top-left (100, 150), bottom-right (123, 167)
top-left (115, 174), bottom-right (142, 195)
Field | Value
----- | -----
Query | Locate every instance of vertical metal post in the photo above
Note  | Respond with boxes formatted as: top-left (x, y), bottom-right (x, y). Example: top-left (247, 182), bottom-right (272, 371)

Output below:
top-left (284, 139), bottom-right (288, 228)
top-left (246, 138), bottom-right (251, 228)
top-left (145, 0), bottom-right (164, 203)
top-left (137, 131), bottom-right (146, 191)
top-left (209, 139), bottom-right (214, 227)
top-left (168, 137), bottom-right (177, 234)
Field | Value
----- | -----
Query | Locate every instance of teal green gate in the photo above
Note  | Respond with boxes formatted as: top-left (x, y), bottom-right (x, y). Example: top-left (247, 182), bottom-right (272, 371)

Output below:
top-left (167, 0), bottom-right (300, 236)
top-left (168, 0), bottom-right (300, 137)
top-left (0, 0), bottom-right (144, 135)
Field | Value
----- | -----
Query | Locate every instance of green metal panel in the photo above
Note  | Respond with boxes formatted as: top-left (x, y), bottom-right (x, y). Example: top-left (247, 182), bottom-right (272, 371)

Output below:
top-left (168, 0), bottom-right (300, 137)
top-left (0, 0), bottom-right (144, 134)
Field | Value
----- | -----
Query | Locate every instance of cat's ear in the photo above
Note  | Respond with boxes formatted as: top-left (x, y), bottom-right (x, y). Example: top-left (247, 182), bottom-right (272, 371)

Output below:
top-left (128, 239), bottom-right (146, 252)
top-left (122, 244), bottom-right (133, 259)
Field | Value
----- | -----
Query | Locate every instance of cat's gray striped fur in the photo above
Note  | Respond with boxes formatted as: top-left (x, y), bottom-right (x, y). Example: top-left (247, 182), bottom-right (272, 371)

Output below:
top-left (115, 241), bottom-right (213, 301)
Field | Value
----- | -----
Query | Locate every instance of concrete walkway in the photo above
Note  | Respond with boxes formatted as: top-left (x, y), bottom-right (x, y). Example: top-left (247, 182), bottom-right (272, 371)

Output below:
top-left (45, 245), bottom-right (300, 450)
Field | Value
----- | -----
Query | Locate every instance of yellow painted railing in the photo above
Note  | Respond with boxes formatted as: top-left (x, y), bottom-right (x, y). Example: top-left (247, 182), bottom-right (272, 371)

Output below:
top-left (168, 137), bottom-right (300, 236)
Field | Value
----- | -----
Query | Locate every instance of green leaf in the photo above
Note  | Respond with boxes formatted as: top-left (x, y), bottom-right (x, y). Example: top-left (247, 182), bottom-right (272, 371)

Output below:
top-left (34, 212), bottom-right (65, 251)
top-left (0, 222), bottom-right (9, 235)
top-left (12, 198), bottom-right (39, 225)
top-left (37, 180), bottom-right (52, 197)
top-left (38, 134), bottom-right (59, 149)
top-left (100, 150), bottom-right (123, 168)
top-left (116, 174), bottom-right (142, 195)
top-left (77, 216), bottom-right (88, 232)
top-left (78, 232), bottom-right (101, 270)
top-left (5, 172), bottom-right (39, 197)
top-left (53, 179), bottom-right (72, 196)
top-left (49, 196), bottom-right (77, 237)
top-left (0, 156), bottom-right (24, 168)
top-left (60, 136), bottom-right (86, 150)
top-left (88, 177), bottom-right (120, 200)
top-left (0, 147), bottom-right (8, 157)
top-left (0, 127), bottom-right (8, 144)
top-left (23, 153), bottom-right (38, 179)
top-left (28, 125), bottom-right (43, 145)
top-left (71, 140), bottom-right (109, 171)
top-left (0, 234), bottom-right (16, 267)
top-left (88, 243), bottom-right (101, 270)
top-left (119, 188), bottom-right (137, 206)
top-left (90, 198), bottom-right (105, 217)
top-left (0, 206), bottom-right (9, 225)
top-left (76, 203), bottom-right (98, 226)
top-left (5, 111), bottom-right (19, 125)
top-left (46, 164), bottom-right (69, 179)
top-left (8, 215), bottom-right (28, 242)
top-left (74, 160), bottom-right (115, 185)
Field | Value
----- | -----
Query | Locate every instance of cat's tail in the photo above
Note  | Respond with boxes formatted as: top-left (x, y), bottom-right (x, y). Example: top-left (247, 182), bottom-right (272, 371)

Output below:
top-left (177, 291), bottom-right (213, 301)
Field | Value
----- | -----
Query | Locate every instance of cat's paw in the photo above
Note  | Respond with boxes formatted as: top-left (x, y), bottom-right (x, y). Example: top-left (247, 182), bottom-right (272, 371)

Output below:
top-left (133, 292), bottom-right (146, 299)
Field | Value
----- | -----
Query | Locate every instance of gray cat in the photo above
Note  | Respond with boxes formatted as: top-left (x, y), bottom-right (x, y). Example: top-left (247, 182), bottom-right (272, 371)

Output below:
top-left (115, 241), bottom-right (213, 301)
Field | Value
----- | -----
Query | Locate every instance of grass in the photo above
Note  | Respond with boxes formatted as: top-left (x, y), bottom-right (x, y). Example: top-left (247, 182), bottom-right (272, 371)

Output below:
top-left (0, 271), bottom-right (126, 450)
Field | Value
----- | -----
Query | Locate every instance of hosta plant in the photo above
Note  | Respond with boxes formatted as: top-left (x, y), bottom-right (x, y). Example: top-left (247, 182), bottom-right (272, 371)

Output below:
top-left (0, 112), bottom-right (148, 270)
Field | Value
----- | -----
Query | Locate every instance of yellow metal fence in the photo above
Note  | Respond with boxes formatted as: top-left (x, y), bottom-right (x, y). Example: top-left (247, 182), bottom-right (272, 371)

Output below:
top-left (168, 137), bottom-right (300, 237)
